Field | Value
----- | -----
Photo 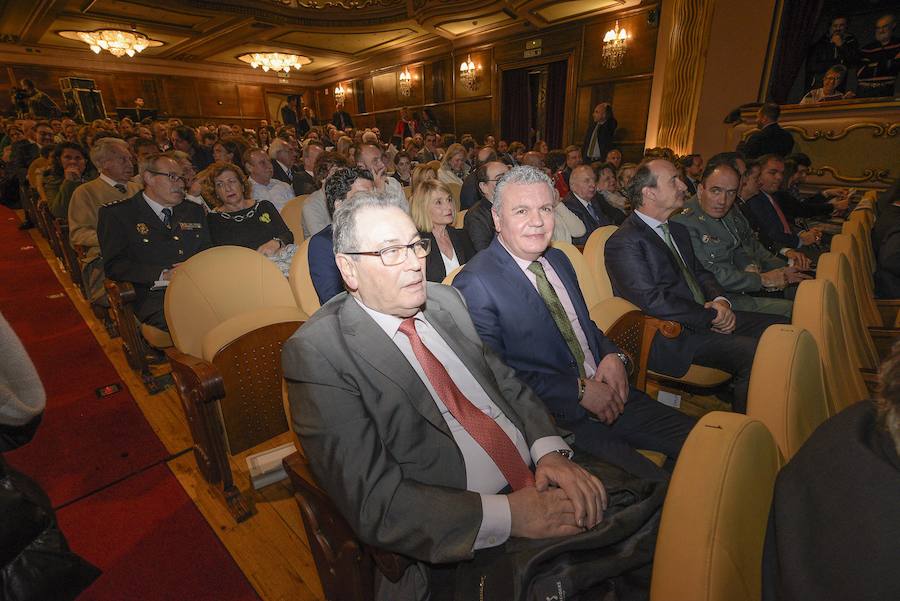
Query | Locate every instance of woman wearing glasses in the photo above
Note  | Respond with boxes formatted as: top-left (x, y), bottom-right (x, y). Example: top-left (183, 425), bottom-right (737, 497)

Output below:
top-left (204, 162), bottom-right (293, 257)
top-left (410, 179), bottom-right (475, 282)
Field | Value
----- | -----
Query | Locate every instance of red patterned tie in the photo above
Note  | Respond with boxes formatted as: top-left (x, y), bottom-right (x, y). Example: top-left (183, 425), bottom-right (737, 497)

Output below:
top-left (398, 318), bottom-right (535, 491)
top-left (767, 194), bottom-right (792, 234)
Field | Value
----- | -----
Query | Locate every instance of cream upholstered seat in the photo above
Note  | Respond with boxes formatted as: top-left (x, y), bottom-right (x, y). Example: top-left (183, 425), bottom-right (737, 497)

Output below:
top-left (280, 194), bottom-right (309, 243)
top-left (140, 323), bottom-right (173, 349)
top-left (446, 181), bottom-right (462, 208)
top-left (816, 252), bottom-right (879, 371)
top-left (844, 214), bottom-right (875, 275)
top-left (288, 238), bottom-right (322, 317)
top-left (442, 264), bottom-right (465, 285)
top-left (582, 225), bottom-right (619, 301)
top-left (164, 246), bottom-right (306, 521)
top-left (792, 279), bottom-right (867, 414)
top-left (402, 186), bottom-right (412, 199)
top-left (551, 239), bottom-right (602, 310)
top-left (453, 208), bottom-right (467, 229)
top-left (830, 233), bottom-right (882, 327)
top-left (650, 412), bottom-right (781, 601)
top-left (746, 325), bottom-right (829, 460)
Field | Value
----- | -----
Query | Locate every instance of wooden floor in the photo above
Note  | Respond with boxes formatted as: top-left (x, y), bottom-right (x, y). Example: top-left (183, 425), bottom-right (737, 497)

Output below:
top-left (27, 226), bottom-right (326, 601)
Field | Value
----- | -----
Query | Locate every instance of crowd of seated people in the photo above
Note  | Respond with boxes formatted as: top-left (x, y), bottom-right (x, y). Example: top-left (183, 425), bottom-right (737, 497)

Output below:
top-left (1, 94), bottom-right (898, 600)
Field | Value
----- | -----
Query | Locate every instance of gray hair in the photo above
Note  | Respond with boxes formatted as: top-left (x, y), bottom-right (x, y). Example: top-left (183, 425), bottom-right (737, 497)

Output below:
top-left (89, 137), bottom-right (130, 167)
top-left (333, 191), bottom-right (409, 256)
top-left (138, 153), bottom-right (176, 177)
top-left (268, 138), bottom-right (292, 159)
top-left (627, 158), bottom-right (663, 208)
top-left (492, 165), bottom-right (555, 213)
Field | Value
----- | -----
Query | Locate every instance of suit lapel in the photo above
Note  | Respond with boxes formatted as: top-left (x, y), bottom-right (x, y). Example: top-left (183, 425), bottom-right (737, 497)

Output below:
top-left (629, 212), bottom-right (681, 273)
top-left (338, 297), bottom-right (452, 439)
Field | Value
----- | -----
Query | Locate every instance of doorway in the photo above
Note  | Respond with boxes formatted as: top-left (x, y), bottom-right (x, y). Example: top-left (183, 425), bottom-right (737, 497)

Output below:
top-left (500, 58), bottom-right (568, 148)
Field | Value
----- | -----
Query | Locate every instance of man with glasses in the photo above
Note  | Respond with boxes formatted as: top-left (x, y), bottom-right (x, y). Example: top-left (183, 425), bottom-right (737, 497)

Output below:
top-left (284, 190), bottom-right (620, 600)
top-left (98, 154), bottom-right (210, 331)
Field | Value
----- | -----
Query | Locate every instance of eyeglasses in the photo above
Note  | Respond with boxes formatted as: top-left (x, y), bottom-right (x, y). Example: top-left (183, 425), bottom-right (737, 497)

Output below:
top-left (343, 238), bottom-right (431, 266)
top-left (147, 170), bottom-right (186, 184)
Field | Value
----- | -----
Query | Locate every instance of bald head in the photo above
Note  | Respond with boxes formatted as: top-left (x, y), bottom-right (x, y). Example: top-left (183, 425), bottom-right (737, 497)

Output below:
top-left (521, 151), bottom-right (545, 169)
top-left (569, 165), bottom-right (597, 200)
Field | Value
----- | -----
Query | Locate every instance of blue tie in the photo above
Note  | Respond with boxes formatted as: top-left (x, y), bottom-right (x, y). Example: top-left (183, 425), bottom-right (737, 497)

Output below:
top-left (161, 207), bottom-right (172, 229)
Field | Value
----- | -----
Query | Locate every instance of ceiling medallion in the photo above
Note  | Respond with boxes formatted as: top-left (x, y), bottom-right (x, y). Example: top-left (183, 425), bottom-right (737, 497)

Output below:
top-left (271, 0), bottom-right (395, 9)
top-left (238, 52), bottom-right (312, 75)
top-left (58, 28), bottom-right (163, 58)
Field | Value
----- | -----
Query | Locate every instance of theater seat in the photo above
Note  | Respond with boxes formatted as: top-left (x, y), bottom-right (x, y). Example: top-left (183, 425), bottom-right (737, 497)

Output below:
top-left (442, 264), bottom-right (464, 285)
top-left (650, 412), bottom-right (781, 601)
top-left (747, 325), bottom-right (829, 460)
top-left (582, 225), bottom-right (618, 301)
top-left (280, 194), bottom-right (309, 242)
top-left (551, 240), bottom-right (602, 310)
top-left (816, 253), bottom-right (879, 371)
top-left (792, 279), bottom-right (868, 414)
top-left (453, 208), bottom-right (467, 228)
top-left (830, 233), bottom-right (882, 327)
top-left (164, 246), bottom-right (307, 521)
top-left (288, 238), bottom-right (322, 317)
top-left (446, 181), bottom-right (462, 208)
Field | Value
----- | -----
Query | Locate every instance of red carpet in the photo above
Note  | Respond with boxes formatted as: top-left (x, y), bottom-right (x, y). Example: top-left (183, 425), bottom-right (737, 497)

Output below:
top-left (0, 211), bottom-right (168, 506)
top-left (57, 463), bottom-right (258, 601)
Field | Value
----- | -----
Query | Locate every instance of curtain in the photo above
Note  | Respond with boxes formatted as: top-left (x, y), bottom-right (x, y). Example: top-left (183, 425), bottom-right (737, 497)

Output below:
top-left (767, 0), bottom-right (824, 104)
top-left (545, 60), bottom-right (568, 149)
top-left (501, 68), bottom-right (531, 145)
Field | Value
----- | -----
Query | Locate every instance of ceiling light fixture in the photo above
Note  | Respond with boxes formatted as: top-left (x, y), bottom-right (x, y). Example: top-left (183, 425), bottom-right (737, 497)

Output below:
top-left (398, 67), bottom-right (412, 97)
top-left (59, 28), bottom-right (162, 58)
top-left (238, 52), bottom-right (311, 76)
top-left (602, 21), bottom-right (629, 69)
top-left (459, 54), bottom-right (480, 91)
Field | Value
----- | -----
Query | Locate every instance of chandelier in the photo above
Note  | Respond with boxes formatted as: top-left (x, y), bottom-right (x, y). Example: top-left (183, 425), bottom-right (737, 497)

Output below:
top-left (398, 67), bottom-right (412, 97)
top-left (459, 55), bottom-right (480, 91)
top-left (59, 28), bottom-right (162, 58)
top-left (238, 52), bottom-right (311, 75)
top-left (334, 83), bottom-right (346, 105)
top-left (602, 21), bottom-right (629, 69)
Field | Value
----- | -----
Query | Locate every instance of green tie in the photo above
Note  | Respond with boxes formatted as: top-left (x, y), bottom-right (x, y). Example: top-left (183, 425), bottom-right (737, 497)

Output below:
top-left (658, 222), bottom-right (705, 304)
top-left (528, 261), bottom-right (586, 377)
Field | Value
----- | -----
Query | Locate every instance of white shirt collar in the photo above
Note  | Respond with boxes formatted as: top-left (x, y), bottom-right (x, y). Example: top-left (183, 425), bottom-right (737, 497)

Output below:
top-left (354, 296), bottom-right (423, 339)
top-left (634, 209), bottom-right (666, 230)
top-left (142, 192), bottom-right (171, 222)
top-left (571, 191), bottom-right (591, 207)
top-left (99, 173), bottom-right (127, 189)
top-left (276, 160), bottom-right (292, 174)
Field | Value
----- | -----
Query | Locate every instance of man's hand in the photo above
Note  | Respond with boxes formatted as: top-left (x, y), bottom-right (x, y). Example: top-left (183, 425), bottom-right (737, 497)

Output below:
top-left (594, 353), bottom-right (629, 406)
top-left (257, 239), bottom-right (282, 256)
top-left (760, 268), bottom-right (786, 289)
top-left (783, 265), bottom-right (813, 284)
top-left (580, 380), bottom-right (624, 424)
top-left (831, 33), bottom-right (844, 47)
top-left (508, 486), bottom-right (582, 539)
top-left (799, 229), bottom-right (822, 246)
top-left (535, 452), bottom-right (607, 530)
top-left (63, 165), bottom-right (82, 182)
top-left (705, 299), bottom-right (736, 334)
top-left (785, 249), bottom-right (811, 270)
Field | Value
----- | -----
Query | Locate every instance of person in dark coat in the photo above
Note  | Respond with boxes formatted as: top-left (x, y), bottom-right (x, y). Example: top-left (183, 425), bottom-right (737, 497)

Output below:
top-left (738, 103), bottom-right (794, 160)
top-left (805, 15), bottom-right (861, 90)
top-left (581, 102), bottom-right (617, 164)
top-left (464, 161), bottom-right (508, 252)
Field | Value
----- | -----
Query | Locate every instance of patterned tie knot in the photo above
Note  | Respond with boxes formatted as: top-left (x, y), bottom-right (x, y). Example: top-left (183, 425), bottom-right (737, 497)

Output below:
top-left (527, 261), bottom-right (545, 277)
top-left (161, 207), bottom-right (173, 227)
top-left (114, 183), bottom-right (127, 194)
top-left (398, 316), bottom-right (417, 339)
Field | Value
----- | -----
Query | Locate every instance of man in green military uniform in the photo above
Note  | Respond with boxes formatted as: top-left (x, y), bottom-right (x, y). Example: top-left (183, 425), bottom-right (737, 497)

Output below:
top-left (98, 154), bottom-right (211, 331)
top-left (672, 161), bottom-right (809, 318)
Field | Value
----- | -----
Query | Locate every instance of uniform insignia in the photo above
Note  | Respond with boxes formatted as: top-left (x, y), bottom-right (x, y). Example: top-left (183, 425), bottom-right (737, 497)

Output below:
top-left (680, 207), bottom-right (694, 216)
top-left (260, 212), bottom-right (271, 224)
top-left (701, 234), bottom-right (720, 244)
top-left (179, 222), bottom-right (203, 230)
top-left (136, 223), bottom-right (149, 235)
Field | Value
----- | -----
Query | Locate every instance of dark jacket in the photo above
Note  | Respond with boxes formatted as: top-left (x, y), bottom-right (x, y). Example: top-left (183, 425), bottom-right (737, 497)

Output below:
top-left (308, 224), bottom-right (343, 304)
top-left (422, 228), bottom-right (476, 282)
top-left (291, 170), bottom-right (317, 196)
top-left (739, 123), bottom-right (794, 159)
top-left (331, 110), bottom-right (353, 131)
top-left (562, 192), bottom-right (612, 245)
top-left (873, 203), bottom-right (900, 298)
top-left (746, 191), bottom-right (800, 250)
top-left (464, 200), bottom-right (495, 252)
top-left (582, 118), bottom-right (617, 162)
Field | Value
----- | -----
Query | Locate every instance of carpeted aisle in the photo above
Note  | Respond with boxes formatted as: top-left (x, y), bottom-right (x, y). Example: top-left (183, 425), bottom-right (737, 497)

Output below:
top-left (0, 208), bottom-right (259, 600)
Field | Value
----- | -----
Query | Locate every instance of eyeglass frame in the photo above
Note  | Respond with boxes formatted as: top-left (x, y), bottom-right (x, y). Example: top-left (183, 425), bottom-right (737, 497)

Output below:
top-left (342, 238), bottom-right (432, 266)
top-left (146, 169), bottom-right (187, 184)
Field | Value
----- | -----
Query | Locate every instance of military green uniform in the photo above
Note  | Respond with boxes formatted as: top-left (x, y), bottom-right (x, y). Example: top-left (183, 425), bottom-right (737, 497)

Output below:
top-left (98, 191), bottom-right (211, 330)
top-left (671, 195), bottom-right (793, 318)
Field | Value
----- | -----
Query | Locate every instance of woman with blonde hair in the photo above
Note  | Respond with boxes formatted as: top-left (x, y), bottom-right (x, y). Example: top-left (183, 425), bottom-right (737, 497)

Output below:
top-left (204, 161), bottom-right (292, 257)
top-left (438, 142), bottom-right (467, 186)
top-left (410, 179), bottom-right (475, 282)
top-left (411, 162), bottom-right (439, 192)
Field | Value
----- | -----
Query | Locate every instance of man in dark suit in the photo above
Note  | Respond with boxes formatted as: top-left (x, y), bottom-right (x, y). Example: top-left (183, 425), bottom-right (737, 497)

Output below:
top-left (605, 158), bottom-right (787, 412)
top-left (293, 140), bottom-right (323, 196)
top-left (738, 103), bottom-right (794, 159)
top-left (269, 138), bottom-right (298, 187)
top-left (459, 146), bottom-right (496, 210)
top-left (454, 165), bottom-right (695, 480)
top-left (464, 160), bottom-right (508, 251)
top-left (582, 102), bottom-right (617, 164)
top-left (563, 164), bottom-right (613, 245)
top-left (415, 132), bottom-right (439, 163)
top-left (681, 154), bottom-right (703, 197)
top-left (97, 154), bottom-right (211, 330)
top-left (745, 155), bottom-right (821, 260)
top-left (331, 103), bottom-right (353, 131)
top-left (285, 191), bottom-right (608, 599)
top-left (281, 96), bottom-right (299, 126)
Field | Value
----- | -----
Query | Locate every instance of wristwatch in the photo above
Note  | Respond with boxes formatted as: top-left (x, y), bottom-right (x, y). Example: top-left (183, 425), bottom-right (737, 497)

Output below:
top-left (553, 449), bottom-right (573, 460)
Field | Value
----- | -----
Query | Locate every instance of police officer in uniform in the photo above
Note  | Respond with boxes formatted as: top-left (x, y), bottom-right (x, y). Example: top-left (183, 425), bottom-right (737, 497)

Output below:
top-left (672, 162), bottom-right (809, 319)
top-left (98, 154), bottom-right (210, 331)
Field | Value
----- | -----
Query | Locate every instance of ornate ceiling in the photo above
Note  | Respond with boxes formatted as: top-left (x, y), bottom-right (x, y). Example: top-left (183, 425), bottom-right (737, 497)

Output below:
top-left (0, 0), bottom-right (635, 82)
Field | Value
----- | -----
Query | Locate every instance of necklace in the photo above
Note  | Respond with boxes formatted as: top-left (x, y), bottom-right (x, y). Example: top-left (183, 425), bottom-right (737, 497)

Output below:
top-left (216, 201), bottom-right (258, 222)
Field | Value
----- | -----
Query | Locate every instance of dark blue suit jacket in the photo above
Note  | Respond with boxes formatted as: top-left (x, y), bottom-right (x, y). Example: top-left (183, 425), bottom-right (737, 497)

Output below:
top-left (452, 238), bottom-right (619, 424)
top-left (562, 192), bottom-right (612, 245)
top-left (604, 212), bottom-right (723, 375)
top-left (746, 191), bottom-right (801, 250)
top-left (308, 224), bottom-right (344, 304)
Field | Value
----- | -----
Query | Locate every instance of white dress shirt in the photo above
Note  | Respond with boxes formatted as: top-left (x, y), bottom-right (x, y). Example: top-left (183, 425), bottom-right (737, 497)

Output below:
top-left (250, 177), bottom-right (295, 213)
top-left (357, 300), bottom-right (568, 550)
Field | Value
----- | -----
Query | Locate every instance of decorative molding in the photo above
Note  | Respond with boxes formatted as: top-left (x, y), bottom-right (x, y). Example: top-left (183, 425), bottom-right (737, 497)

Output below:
top-left (810, 166), bottom-right (893, 184)
top-left (272, 0), bottom-right (395, 8)
top-left (654, 0), bottom-right (716, 154)
top-left (739, 121), bottom-right (900, 142)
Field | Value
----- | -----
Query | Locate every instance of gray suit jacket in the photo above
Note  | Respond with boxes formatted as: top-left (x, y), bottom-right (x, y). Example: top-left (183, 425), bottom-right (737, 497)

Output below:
top-left (282, 283), bottom-right (560, 564)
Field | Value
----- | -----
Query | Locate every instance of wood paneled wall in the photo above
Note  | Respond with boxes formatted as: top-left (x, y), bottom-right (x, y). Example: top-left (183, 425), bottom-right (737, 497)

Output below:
top-left (2, 65), bottom-right (308, 128)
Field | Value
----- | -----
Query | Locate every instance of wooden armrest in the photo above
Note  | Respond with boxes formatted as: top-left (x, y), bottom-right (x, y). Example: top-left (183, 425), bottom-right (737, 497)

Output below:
top-left (165, 347), bottom-right (225, 405)
top-left (106, 279), bottom-right (137, 304)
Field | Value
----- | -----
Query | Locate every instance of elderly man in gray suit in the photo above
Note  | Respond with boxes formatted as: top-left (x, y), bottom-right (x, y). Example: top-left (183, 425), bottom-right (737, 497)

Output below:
top-left (283, 191), bottom-right (611, 600)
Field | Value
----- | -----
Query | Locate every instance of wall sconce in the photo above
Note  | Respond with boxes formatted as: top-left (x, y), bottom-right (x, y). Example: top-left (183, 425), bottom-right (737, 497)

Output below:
top-left (459, 54), bottom-right (480, 91)
top-left (334, 83), bottom-right (346, 105)
top-left (602, 21), bottom-right (630, 69)
top-left (398, 67), bottom-right (412, 97)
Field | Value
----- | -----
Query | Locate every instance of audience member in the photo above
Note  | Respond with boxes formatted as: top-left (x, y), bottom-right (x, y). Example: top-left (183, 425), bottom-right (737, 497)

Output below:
top-left (438, 143), bottom-right (467, 186)
top-left (594, 162), bottom-right (628, 225)
top-left (393, 107), bottom-right (417, 140)
top-left (416, 132), bottom-right (439, 163)
top-left (171, 125), bottom-right (212, 171)
top-left (44, 142), bottom-right (93, 219)
top-left (212, 135), bottom-right (249, 174)
top-left (453, 165), bottom-right (695, 479)
top-left (739, 103), bottom-right (794, 159)
top-left (680, 154), bottom-right (703, 196)
top-left (410, 179), bottom-right (475, 282)
top-left (873, 189), bottom-right (900, 298)
top-left (356, 142), bottom-right (405, 203)
top-left (459, 146), bottom-right (496, 210)
top-left (307, 167), bottom-right (374, 304)
top-left (857, 14), bottom-right (899, 98)
top-left (605, 158), bottom-right (787, 412)
top-left (294, 140), bottom-right (323, 196)
top-left (411, 161), bottom-right (438, 192)
top-left (582, 102), bottom-right (617, 163)
top-left (97, 154), bottom-right (211, 331)
top-left (617, 162), bottom-right (637, 193)
top-left (563, 164), bottom-right (612, 245)
top-left (604, 148), bottom-right (622, 171)
top-left (800, 64), bottom-right (856, 103)
top-left (331, 103), bottom-right (353, 131)
top-left (269, 138), bottom-right (298, 187)
top-left (243, 148), bottom-right (294, 213)
top-left (778, 153), bottom-right (849, 218)
top-left (805, 15), bottom-right (860, 90)
top-left (391, 151), bottom-right (413, 187)
top-left (301, 151), bottom-right (350, 238)
top-left (464, 160), bottom-right (508, 252)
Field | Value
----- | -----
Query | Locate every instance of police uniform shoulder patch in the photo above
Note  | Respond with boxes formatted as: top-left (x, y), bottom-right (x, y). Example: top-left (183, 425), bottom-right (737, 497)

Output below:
top-left (102, 197), bottom-right (130, 208)
top-left (679, 207), bottom-right (694, 217)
